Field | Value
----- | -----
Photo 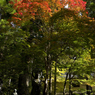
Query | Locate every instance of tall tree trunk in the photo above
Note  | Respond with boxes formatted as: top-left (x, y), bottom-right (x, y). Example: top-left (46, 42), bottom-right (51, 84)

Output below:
top-left (54, 62), bottom-right (57, 95)
top-left (48, 52), bottom-right (52, 95)
top-left (18, 73), bottom-right (29, 95)
top-left (69, 68), bottom-right (72, 95)
top-left (31, 69), bottom-right (41, 95)
top-left (49, 65), bottom-right (52, 95)
top-left (43, 54), bottom-right (49, 95)
top-left (31, 79), bottom-right (41, 95)
top-left (43, 66), bottom-right (48, 95)
top-left (43, 38), bottom-right (51, 95)
top-left (63, 72), bottom-right (68, 95)
top-left (86, 77), bottom-right (92, 95)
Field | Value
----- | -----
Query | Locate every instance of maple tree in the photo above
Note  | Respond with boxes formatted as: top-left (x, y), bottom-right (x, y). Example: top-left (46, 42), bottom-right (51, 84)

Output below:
top-left (9, 0), bottom-right (87, 24)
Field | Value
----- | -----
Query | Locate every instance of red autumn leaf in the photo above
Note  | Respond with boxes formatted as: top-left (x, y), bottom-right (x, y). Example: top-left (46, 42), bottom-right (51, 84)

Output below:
top-left (9, 0), bottom-right (87, 24)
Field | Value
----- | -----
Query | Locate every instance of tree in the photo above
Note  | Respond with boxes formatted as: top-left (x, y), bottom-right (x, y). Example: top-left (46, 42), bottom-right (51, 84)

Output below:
top-left (7, 0), bottom-right (88, 95)
top-left (83, 0), bottom-right (95, 18)
top-left (50, 8), bottom-right (95, 95)
top-left (9, 0), bottom-right (87, 25)
top-left (0, 1), bottom-right (32, 94)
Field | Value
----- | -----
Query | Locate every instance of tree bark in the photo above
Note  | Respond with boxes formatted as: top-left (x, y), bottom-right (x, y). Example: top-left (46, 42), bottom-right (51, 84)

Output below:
top-left (86, 77), bottom-right (92, 95)
top-left (63, 72), bottom-right (68, 95)
top-left (54, 62), bottom-right (57, 95)
top-left (31, 79), bottom-right (41, 95)
top-left (31, 69), bottom-right (41, 95)
top-left (49, 66), bottom-right (52, 95)
top-left (69, 68), bottom-right (72, 95)
top-left (43, 66), bottom-right (48, 95)
top-left (43, 54), bottom-right (49, 95)
top-left (18, 73), bottom-right (29, 95)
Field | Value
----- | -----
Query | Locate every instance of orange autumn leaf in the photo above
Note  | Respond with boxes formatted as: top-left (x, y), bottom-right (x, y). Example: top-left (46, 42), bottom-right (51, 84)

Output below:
top-left (9, 0), bottom-right (87, 24)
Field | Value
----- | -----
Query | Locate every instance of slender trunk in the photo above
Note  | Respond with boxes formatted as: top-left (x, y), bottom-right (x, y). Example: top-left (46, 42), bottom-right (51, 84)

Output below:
top-left (69, 68), bottom-right (72, 95)
top-left (49, 66), bottom-right (52, 95)
top-left (49, 53), bottom-right (52, 95)
top-left (54, 62), bottom-right (57, 95)
top-left (86, 77), bottom-right (92, 95)
top-left (43, 55), bottom-right (49, 95)
top-left (43, 32), bottom-right (51, 95)
top-left (63, 72), bottom-right (68, 95)
top-left (43, 67), bottom-right (48, 95)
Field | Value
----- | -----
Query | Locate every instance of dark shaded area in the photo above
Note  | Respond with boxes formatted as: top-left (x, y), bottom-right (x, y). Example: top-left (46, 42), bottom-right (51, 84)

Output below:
top-left (72, 81), bottom-right (80, 87)
top-left (31, 80), bottom-right (41, 95)
top-left (31, 69), bottom-right (41, 95)
top-left (18, 74), bottom-right (29, 95)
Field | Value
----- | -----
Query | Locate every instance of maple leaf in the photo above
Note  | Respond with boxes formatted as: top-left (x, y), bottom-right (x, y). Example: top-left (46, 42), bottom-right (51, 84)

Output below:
top-left (9, 0), bottom-right (87, 24)
top-left (18, 12), bottom-right (23, 16)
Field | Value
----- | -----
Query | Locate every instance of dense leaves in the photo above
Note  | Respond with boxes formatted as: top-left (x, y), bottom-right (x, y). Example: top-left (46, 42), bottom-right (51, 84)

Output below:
top-left (9, 0), bottom-right (87, 24)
